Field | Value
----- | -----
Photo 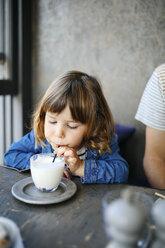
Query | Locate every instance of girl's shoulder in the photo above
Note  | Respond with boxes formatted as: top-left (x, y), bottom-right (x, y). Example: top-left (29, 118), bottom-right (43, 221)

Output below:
top-left (110, 133), bottom-right (118, 144)
top-left (86, 133), bottom-right (118, 158)
top-left (12, 129), bottom-right (49, 151)
top-left (24, 129), bottom-right (49, 146)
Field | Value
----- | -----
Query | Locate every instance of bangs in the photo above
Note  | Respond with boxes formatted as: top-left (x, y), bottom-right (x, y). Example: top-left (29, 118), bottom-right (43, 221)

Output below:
top-left (44, 94), bottom-right (68, 114)
top-left (68, 79), bottom-right (93, 124)
top-left (42, 77), bottom-right (93, 124)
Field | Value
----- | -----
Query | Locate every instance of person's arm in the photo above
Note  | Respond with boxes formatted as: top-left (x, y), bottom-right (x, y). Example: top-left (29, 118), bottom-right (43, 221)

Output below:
top-left (143, 126), bottom-right (165, 189)
top-left (81, 135), bottom-right (129, 184)
top-left (4, 130), bottom-right (42, 170)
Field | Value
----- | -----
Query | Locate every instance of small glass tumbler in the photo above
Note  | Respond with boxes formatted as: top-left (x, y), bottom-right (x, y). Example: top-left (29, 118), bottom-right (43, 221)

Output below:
top-left (30, 153), bottom-right (65, 192)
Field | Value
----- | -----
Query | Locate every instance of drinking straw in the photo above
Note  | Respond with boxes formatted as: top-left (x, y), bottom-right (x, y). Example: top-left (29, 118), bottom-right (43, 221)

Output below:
top-left (52, 154), bottom-right (57, 163)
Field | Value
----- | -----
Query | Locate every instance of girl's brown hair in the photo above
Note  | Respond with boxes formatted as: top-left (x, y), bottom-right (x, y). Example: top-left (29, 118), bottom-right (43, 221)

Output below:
top-left (33, 71), bottom-right (114, 155)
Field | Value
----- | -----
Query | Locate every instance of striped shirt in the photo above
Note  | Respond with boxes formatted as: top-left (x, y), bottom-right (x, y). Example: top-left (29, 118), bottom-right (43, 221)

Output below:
top-left (135, 64), bottom-right (165, 131)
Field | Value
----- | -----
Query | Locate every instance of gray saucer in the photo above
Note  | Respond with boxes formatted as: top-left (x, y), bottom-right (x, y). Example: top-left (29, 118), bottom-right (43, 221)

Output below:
top-left (11, 177), bottom-right (77, 205)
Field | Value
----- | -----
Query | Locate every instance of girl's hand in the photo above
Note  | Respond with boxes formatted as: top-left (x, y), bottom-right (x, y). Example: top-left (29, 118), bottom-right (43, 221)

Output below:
top-left (54, 146), bottom-right (84, 177)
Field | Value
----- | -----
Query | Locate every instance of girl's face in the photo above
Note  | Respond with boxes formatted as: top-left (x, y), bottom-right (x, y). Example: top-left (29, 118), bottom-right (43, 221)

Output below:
top-left (44, 105), bottom-right (88, 151)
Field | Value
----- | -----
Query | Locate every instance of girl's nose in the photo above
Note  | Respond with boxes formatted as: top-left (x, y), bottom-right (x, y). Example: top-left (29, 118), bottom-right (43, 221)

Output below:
top-left (55, 123), bottom-right (65, 138)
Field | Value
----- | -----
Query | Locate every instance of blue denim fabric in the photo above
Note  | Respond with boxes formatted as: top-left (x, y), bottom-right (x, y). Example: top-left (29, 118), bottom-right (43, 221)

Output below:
top-left (4, 130), bottom-right (129, 184)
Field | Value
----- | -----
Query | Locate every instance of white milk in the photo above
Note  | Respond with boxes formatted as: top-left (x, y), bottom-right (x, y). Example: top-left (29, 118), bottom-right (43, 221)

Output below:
top-left (30, 154), bottom-right (65, 192)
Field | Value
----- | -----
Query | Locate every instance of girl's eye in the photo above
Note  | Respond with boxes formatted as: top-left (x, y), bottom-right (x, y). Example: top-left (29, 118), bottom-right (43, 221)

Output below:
top-left (67, 124), bottom-right (78, 129)
top-left (49, 121), bottom-right (57, 124)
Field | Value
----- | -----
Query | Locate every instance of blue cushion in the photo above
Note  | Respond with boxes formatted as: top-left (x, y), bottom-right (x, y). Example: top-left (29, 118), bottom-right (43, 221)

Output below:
top-left (115, 123), bottom-right (135, 145)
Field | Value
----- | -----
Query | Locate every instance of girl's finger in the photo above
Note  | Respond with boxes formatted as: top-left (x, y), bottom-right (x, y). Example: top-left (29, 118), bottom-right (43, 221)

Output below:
top-left (54, 146), bottom-right (66, 157)
top-left (64, 149), bottom-right (77, 158)
top-left (66, 157), bottom-right (77, 165)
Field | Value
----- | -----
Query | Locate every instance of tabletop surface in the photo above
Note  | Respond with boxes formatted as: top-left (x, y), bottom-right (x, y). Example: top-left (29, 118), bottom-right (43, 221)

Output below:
top-left (0, 165), bottom-right (164, 248)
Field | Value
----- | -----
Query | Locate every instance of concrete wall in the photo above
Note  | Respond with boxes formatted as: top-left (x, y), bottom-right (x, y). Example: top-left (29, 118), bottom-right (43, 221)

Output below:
top-left (32, 0), bottom-right (165, 183)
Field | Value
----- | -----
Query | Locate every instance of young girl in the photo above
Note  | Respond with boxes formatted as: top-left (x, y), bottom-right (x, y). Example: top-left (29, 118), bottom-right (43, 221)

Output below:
top-left (4, 71), bottom-right (129, 183)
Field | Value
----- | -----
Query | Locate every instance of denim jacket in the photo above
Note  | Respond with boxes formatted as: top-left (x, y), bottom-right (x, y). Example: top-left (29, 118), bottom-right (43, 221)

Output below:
top-left (4, 130), bottom-right (129, 184)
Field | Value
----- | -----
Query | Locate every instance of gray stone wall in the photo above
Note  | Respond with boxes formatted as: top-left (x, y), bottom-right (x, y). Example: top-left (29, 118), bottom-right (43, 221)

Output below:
top-left (32, 0), bottom-right (165, 183)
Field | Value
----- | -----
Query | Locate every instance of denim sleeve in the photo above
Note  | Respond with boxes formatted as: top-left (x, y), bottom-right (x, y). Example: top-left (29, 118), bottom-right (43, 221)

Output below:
top-left (81, 134), bottom-right (129, 184)
top-left (4, 130), bottom-right (42, 170)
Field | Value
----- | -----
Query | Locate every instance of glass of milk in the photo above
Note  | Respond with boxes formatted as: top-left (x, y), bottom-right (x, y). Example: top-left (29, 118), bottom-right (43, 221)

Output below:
top-left (30, 153), bottom-right (65, 192)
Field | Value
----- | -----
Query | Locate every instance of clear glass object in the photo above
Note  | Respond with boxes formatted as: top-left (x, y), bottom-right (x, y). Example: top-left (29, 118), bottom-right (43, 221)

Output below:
top-left (30, 153), bottom-right (65, 192)
top-left (102, 189), bottom-right (154, 247)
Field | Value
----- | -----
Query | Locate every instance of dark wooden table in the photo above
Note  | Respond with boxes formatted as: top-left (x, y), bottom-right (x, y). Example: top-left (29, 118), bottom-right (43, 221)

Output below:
top-left (0, 165), bottom-right (164, 248)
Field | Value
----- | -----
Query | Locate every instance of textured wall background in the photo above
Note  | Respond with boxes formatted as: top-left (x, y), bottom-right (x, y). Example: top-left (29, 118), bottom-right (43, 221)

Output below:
top-left (32, 0), bottom-right (165, 182)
